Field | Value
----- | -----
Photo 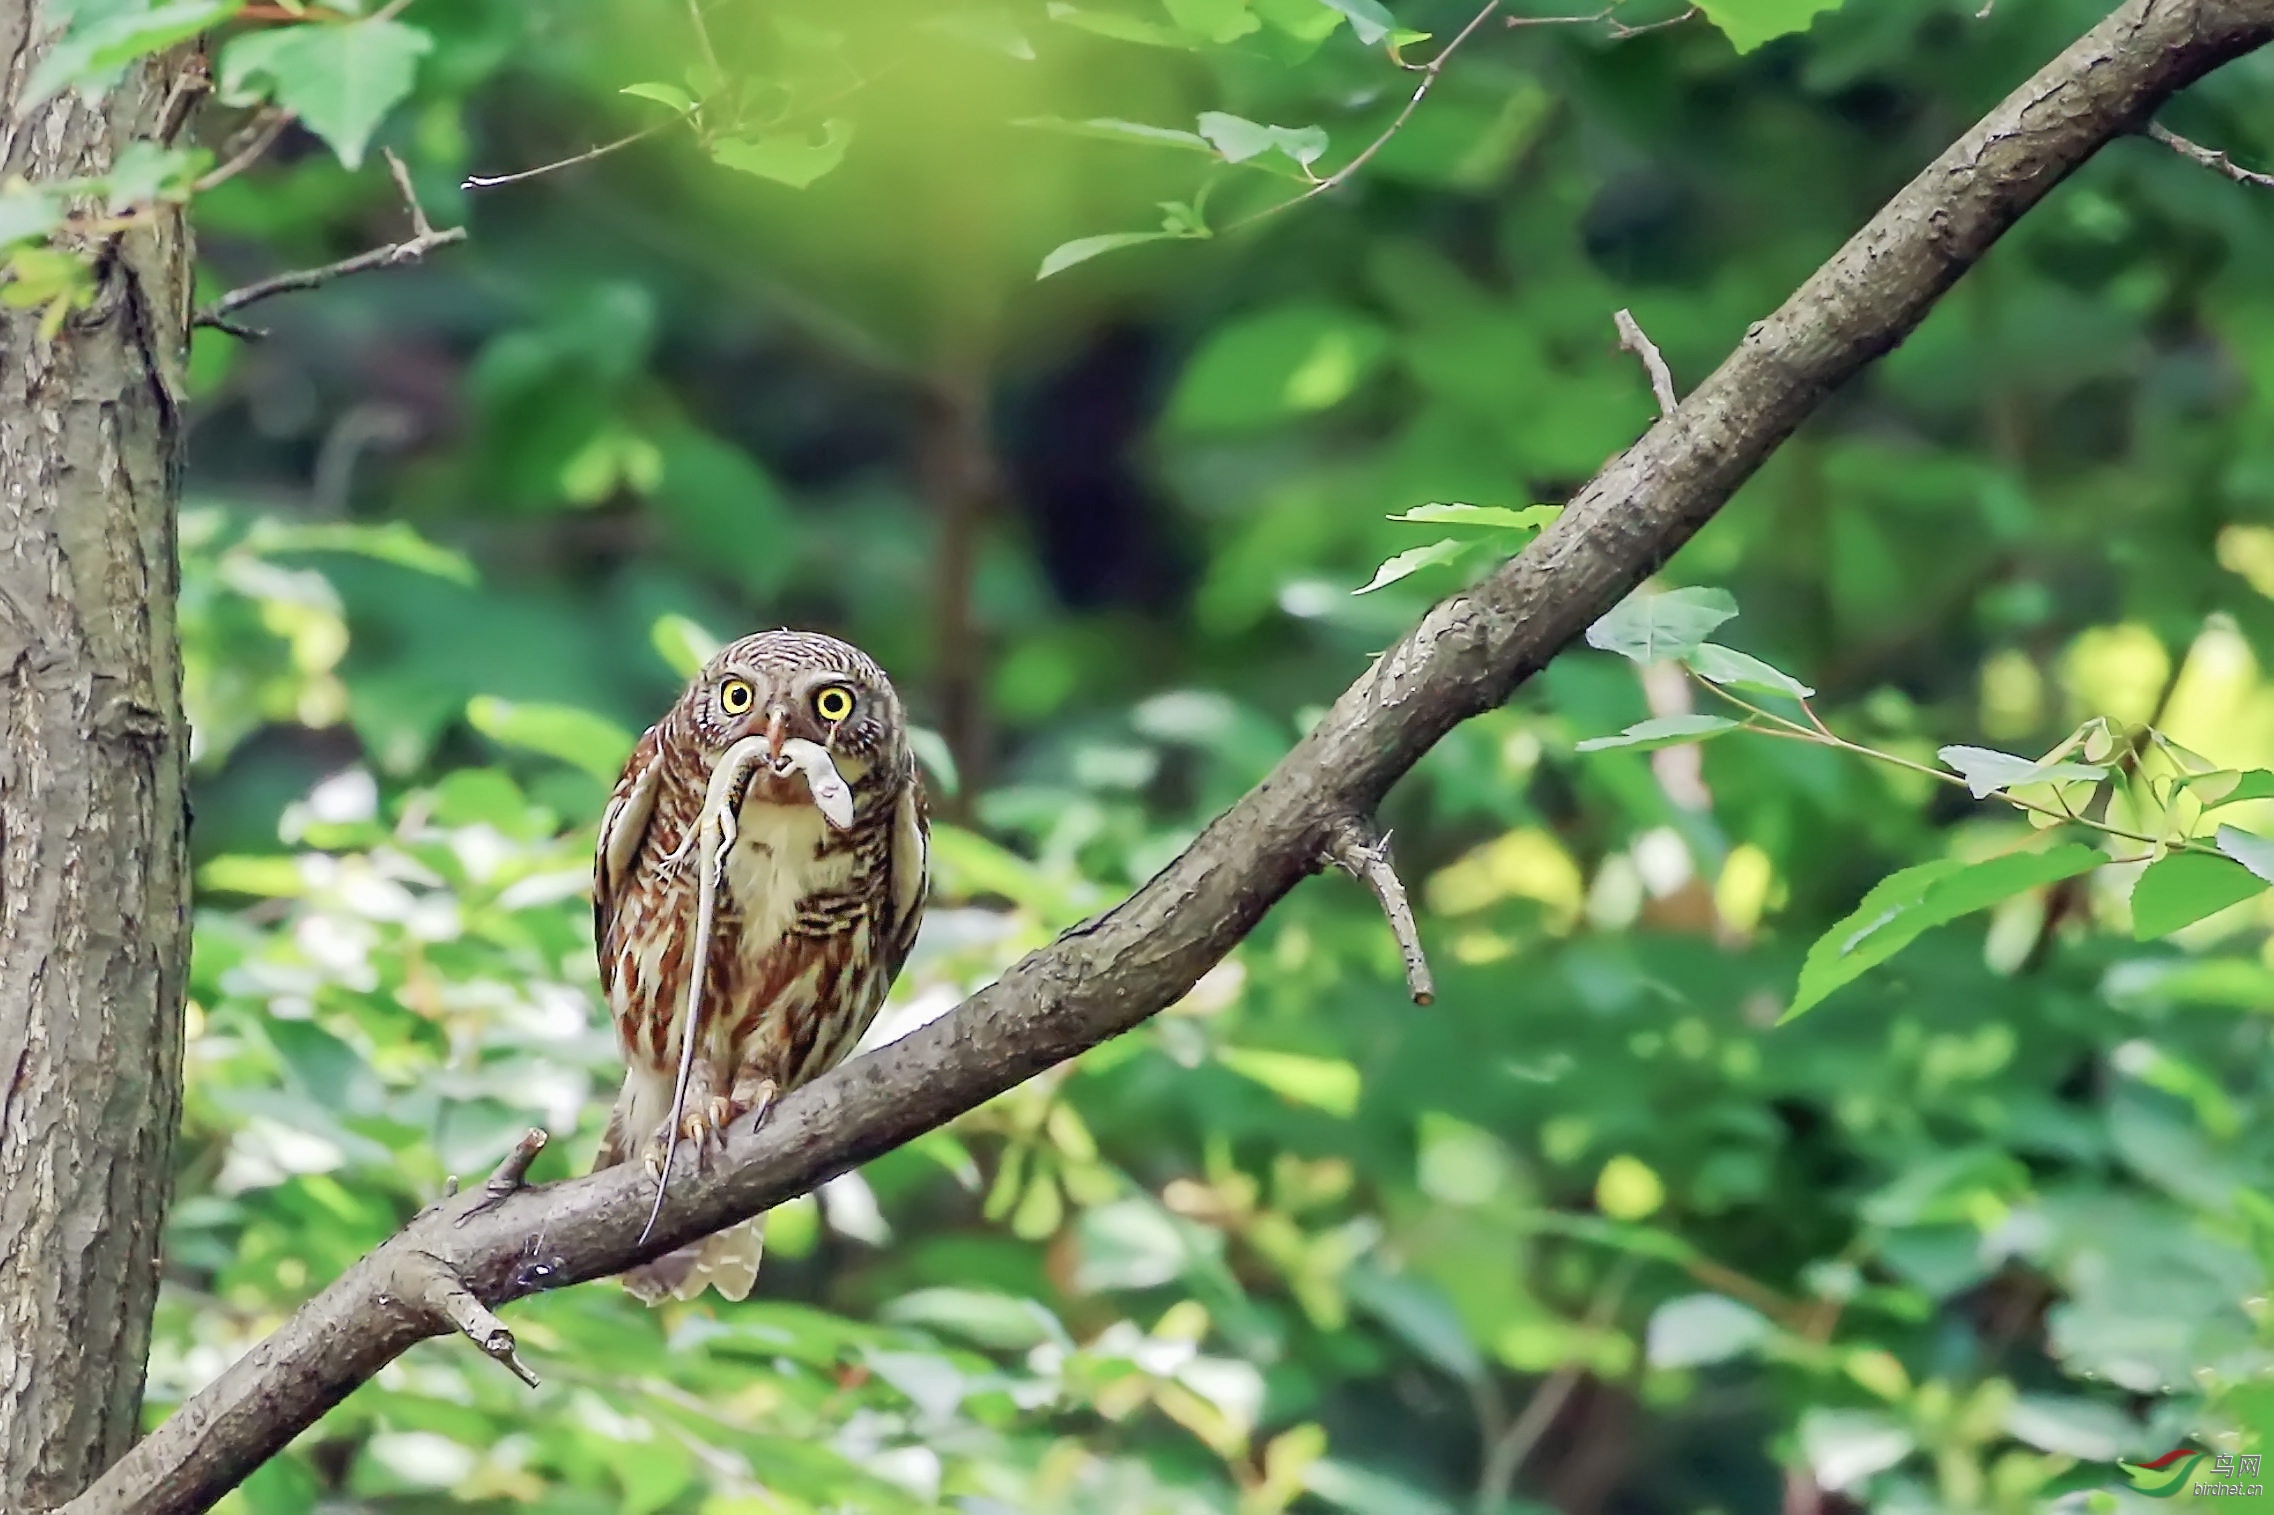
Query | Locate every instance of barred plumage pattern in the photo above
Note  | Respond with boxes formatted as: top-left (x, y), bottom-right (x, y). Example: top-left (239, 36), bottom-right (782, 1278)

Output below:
top-left (591, 630), bottom-right (929, 1303)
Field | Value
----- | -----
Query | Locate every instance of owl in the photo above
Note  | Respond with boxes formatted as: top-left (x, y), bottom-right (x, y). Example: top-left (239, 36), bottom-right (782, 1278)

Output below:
top-left (591, 629), bottom-right (929, 1304)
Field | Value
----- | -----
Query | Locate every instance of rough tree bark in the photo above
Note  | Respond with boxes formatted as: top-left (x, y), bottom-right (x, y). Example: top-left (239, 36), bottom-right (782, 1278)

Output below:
top-left (44, 0), bottom-right (2274, 1511)
top-left (0, 15), bottom-right (197, 1513)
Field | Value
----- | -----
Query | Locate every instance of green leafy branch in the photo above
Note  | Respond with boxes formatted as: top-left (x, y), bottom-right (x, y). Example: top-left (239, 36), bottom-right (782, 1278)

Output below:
top-left (1571, 585), bottom-right (2274, 1017)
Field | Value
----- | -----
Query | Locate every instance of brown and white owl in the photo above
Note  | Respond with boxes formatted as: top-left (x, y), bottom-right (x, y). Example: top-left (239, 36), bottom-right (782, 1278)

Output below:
top-left (591, 629), bottom-right (929, 1303)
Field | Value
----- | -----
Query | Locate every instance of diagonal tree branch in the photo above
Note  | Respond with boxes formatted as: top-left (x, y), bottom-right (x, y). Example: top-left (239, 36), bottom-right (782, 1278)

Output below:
top-left (54, 0), bottom-right (2274, 1509)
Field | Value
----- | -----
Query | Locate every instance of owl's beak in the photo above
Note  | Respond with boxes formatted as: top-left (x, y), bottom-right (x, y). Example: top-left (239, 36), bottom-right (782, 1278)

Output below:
top-left (761, 706), bottom-right (787, 762)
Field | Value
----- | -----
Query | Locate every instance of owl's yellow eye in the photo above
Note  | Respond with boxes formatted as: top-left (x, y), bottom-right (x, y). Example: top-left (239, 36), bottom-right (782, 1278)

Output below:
top-left (718, 678), bottom-right (755, 716)
top-left (812, 684), bottom-right (855, 724)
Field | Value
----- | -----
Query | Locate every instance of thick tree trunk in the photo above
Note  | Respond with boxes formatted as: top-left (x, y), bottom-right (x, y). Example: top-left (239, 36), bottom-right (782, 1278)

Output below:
top-left (0, 14), bottom-right (197, 1511)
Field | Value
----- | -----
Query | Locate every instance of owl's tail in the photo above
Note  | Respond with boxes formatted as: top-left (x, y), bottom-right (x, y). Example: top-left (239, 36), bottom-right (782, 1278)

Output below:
top-left (621, 1215), bottom-right (765, 1304)
top-left (595, 1066), bottom-right (767, 1306)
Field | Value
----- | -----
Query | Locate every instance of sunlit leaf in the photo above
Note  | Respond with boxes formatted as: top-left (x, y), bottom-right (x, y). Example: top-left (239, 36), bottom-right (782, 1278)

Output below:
top-left (1647, 1294), bottom-right (1772, 1368)
top-left (1388, 503), bottom-right (1560, 531)
top-left (243, 520), bottom-right (476, 585)
top-left (2214, 825), bottom-right (2274, 884)
top-left (1585, 586), bottom-right (1739, 664)
top-left (620, 80), bottom-right (695, 112)
top-left (1013, 115), bottom-right (1216, 152)
top-left (219, 18), bottom-right (432, 170)
top-left (1216, 1047), bottom-right (1361, 1115)
top-left (711, 121), bottom-right (854, 188)
top-left (1166, 0), bottom-right (1262, 42)
top-left (1353, 538), bottom-right (1468, 594)
top-left (28, 0), bottom-right (242, 107)
top-left (1936, 745), bottom-right (2107, 800)
top-left (1197, 111), bottom-right (1328, 168)
top-left (1695, 0), bottom-right (1842, 52)
top-left (465, 696), bottom-right (633, 784)
top-left (2131, 852), bottom-right (2268, 939)
top-left (1685, 643), bottom-right (1814, 699)
top-left (1785, 844), bottom-right (2104, 1021)
top-left (2186, 768), bottom-right (2274, 809)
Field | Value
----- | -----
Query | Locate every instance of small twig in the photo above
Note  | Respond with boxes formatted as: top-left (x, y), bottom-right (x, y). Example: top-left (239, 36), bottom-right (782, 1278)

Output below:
top-left (1226, 0), bottom-right (1502, 232)
top-left (455, 1127), bottom-right (549, 1225)
top-left (1614, 307), bottom-right (1678, 417)
top-left (1323, 816), bottom-right (1434, 1005)
top-left (1605, 3), bottom-right (1697, 36)
top-left (2146, 120), bottom-right (2274, 190)
top-left (1474, 1256), bottom-right (1640, 1512)
top-left (686, 0), bottom-right (722, 79)
top-left (195, 110), bottom-right (294, 193)
top-left (462, 119), bottom-right (676, 191)
top-left (409, 1254), bottom-right (540, 1389)
top-left (194, 151), bottom-right (466, 335)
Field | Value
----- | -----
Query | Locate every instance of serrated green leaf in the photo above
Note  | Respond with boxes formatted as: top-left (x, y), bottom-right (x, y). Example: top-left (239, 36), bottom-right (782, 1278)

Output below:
top-left (2131, 852), bottom-right (2269, 940)
top-left (1585, 586), bottom-right (1739, 664)
top-left (1936, 745), bottom-right (2107, 800)
top-left (1694, 0), bottom-right (1841, 52)
top-left (1784, 844), bottom-right (2104, 1021)
top-left (219, 18), bottom-right (431, 170)
top-left (621, 81), bottom-right (696, 112)
top-left (1685, 643), bottom-right (1814, 699)
top-left (711, 121), bottom-right (854, 188)
top-left (1354, 538), bottom-right (1468, 594)
top-left (1388, 503), bottom-right (1560, 531)
top-left (1313, 0), bottom-right (1395, 44)
top-left (1574, 713), bottom-right (1740, 752)
top-left (2215, 825), bottom-right (2274, 884)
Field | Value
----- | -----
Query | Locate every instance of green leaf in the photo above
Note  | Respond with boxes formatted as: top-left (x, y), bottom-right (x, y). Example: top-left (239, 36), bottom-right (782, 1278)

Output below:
top-left (0, 191), bottom-right (63, 249)
top-left (880, 1288), bottom-right (1067, 1350)
top-left (1574, 713), bottom-right (1740, 753)
top-left (1784, 844), bottom-right (2104, 1021)
top-left (1354, 538), bottom-right (1468, 594)
top-left (711, 121), bottom-right (854, 188)
top-left (466, 697), bottom-right (633, 784)
top-left (242, 520), bottom-right (476, 585)
top-left (1217, 1047), bottom-right (1361, 1116)
top-left (1388, 503), bottom-right (1560, 532)
top-left (1646, 1294), bottom-right (1773, 1368)
top-left (1197, 111), bottom-right (1328, 168)
top-left (620, 80), bottom-right (696, 113)
top-left (2131, 852), bottom-right (2269, 940)
top-left (908, 725), bottom-right (962, 797)
top-left (1165, 0), bottom-right (1262, 43)
top-left (1012, 116), bottom-right (1216, 153)
top-left (1694, 0), bottom-right (1843, 52)
top-left (219, 18), bottom-right (431, 170)
top-left (1168, 305), bottom-right (1390, 430)
top-left (2215, 824), bottom-right (2274, 884)
top-left (1585, 586), bottom-right (1739, 664)
top-left (649, 613), bottom-right (720, 679)
top-left (1037, 218), bottom-right (1207, 279)
top-left (27, 0), bottom-right (241, 107)
top-left (1936, 745), bottom-right (2107, 800)
top-left (1684, 643), bottom-right (1814, 699)
top-left (1313, 0), bottom-right (1396, 44)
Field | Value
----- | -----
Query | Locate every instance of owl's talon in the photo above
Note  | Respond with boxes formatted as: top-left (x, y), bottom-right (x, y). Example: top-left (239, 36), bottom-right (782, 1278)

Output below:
top-left (729, 1076), bottom-right (780, 1133)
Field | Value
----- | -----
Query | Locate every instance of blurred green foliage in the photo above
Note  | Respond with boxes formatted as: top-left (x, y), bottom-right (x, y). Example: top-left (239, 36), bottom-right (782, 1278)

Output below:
top-left (27, 0), bottom-right (2274, 1509)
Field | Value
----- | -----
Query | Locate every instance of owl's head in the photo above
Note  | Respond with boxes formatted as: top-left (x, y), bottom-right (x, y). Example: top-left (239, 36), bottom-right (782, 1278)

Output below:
top-left (679, 629), bottom-right (910, 791)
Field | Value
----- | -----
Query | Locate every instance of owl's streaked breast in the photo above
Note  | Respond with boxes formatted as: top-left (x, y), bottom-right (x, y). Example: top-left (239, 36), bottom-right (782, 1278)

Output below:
top-left (720, 794), bottom-right (853, 959)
